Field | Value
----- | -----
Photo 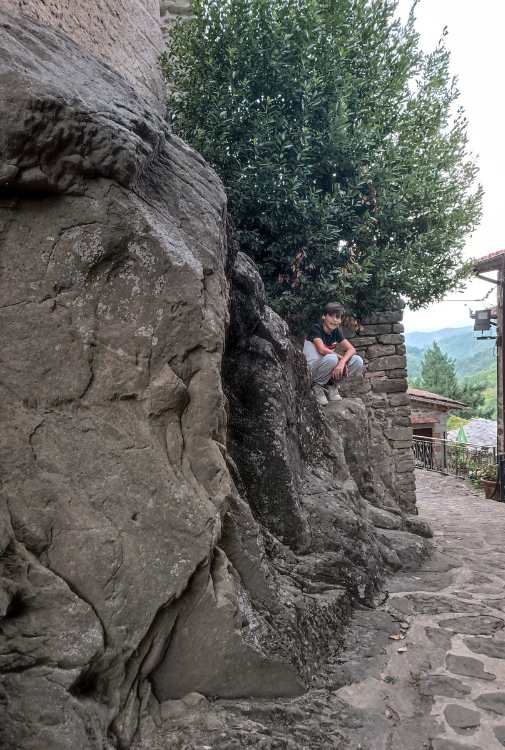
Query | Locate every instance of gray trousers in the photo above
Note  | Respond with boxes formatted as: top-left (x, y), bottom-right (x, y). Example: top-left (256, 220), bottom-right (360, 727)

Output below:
top-left (307, 352), bottom-right (364, 386)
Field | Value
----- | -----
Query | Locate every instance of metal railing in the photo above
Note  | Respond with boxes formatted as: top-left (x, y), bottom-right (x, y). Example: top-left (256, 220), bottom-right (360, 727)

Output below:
top-left (413, 435), bottom-right (497, 480)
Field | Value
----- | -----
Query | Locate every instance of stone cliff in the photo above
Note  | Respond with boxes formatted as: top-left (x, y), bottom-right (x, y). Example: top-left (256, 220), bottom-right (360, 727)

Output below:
top-left (0, 7), bottom-right (430, 750)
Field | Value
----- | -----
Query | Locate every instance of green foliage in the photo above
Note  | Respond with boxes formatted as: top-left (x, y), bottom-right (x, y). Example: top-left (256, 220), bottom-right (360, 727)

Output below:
top-left (417, 341), bottom-right (493, 419)
top-left (163, 0), bottom-right (482, 331)
top-left (446, 414), bottom-right (469, 431)
top-left (420, 341), bottom-right (459, 398)
top-left (406, 326), bottom-right (497, 379)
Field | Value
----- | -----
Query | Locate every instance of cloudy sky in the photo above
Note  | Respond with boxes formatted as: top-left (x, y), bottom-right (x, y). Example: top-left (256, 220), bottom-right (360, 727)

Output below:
top-left (396, 0), bottom-right (504, 333)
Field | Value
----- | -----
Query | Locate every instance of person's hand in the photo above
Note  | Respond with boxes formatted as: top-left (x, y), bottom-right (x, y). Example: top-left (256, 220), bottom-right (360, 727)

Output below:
top-left (328, 342), bottom-right (337, 350)
top-left (332, 362), bottom-right (346, 380)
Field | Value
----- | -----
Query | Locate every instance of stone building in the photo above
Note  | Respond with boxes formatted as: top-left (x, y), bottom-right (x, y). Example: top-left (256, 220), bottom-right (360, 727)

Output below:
top-left (408, 387), bottom-right (467, 440)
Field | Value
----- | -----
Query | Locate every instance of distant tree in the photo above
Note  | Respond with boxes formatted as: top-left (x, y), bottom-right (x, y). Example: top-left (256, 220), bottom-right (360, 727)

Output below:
top-left (459, 380), bottom-right (494, 419)
top-left (420, 342), bottom-right (459, 399)
top-left (163, 0), bottom-right (482, 331)
top-left (419, 341), bottom-right (490, 417)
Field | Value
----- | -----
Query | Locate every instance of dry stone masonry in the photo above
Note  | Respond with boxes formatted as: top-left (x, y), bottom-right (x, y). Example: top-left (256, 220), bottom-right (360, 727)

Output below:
top-left (351, 310), bottom-right (416, 512)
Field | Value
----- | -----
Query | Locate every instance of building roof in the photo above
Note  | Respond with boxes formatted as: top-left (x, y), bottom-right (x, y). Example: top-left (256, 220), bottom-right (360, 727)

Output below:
top-left (408, 387), bottom-right (467, 410)
top-left (447, 418), bottom-right (497, 448)
top-left (473, 248), bottom-right (505, 273)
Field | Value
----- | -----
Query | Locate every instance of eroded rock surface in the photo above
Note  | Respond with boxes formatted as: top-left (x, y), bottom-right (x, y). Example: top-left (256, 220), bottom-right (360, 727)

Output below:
top-left (0, 11), bottom-right (233, 749)
top-left (0, 11), bottom-right (428, 750)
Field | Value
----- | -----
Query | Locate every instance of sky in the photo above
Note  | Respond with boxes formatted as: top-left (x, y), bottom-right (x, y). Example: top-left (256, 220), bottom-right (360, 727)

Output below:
top-left (396, 0), bottom-right (505, 333)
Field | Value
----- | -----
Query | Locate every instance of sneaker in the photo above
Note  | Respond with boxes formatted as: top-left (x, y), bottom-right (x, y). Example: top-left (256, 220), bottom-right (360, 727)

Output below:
top-left (327, 385), bottom-right (342, 402)
top-left (312, 384), bottom-right (328, 405)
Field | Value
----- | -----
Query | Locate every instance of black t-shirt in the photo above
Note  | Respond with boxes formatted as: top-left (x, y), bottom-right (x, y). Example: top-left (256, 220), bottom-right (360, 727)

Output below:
top-left (307, 321), bottom-right (344, 347)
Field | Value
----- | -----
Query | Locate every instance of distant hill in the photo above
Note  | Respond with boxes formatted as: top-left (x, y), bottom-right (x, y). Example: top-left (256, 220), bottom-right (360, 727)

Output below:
top-left (406, 326), bottom-right (497, 379)
top-left (406, 326), bottom-right (474, 350)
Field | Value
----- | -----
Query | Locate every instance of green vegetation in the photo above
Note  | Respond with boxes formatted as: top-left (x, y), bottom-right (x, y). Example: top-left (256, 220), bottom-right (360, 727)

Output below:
top-left (163, 0), bottom-right (482, 331)
top-left (410, 340), bottom-right (496, 419)
top-left (406, 326), bottom-right (496, 379)
top-left (406, 327), bottom-right (497, 419)
top-left (446, 414), bottom-right (469, 431)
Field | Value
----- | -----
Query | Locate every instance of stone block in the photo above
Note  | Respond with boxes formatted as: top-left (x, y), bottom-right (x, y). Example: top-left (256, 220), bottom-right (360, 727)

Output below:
top-left (360, 311), bottom-right (403, 324)
top-left (360, 324), bottom-right (392, 335)
top-left (352, 336), bottom-right (377, 347)
top-left (396, 480), bottom-right (416, 493)
top-left (396, 454), bottom-right (414, 466)
top-left (372, 378), bottom-right (408, 394)
top-left (388, 393), bottom-right (410, 406)
top-left (391, 440), bottom-right (414, 449)
top-left (377, 334), bottom-right (404, 345)
top-left (390, 406), bottom-right (411, 417)
top-left (384, 426), bottom-right (413, 441)
top-left (395, 447), bottom-right (414, 458)
top-left (393, 415), bottom-right (411, 427)
top-left (366, 344), bottom-right (396, 359)
top-left (395, 344), bottom-right (406, 355)
top-left (366, 371), bottom-right (387, 380)
top-left (367, 355), bottom-right (406, 372)
top-left (392, 323), bottom-right (405, 333)
top-left (396, 463), bottom-right (414, 474)
top-left (387, 368), bottom-right (408, 379)
top-left (368, 394), bottom-right (388, 409)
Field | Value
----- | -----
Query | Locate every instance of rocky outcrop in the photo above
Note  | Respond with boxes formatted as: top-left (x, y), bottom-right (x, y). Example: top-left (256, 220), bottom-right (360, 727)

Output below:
top-left (224, 253), bottom-right (430, 588)
top-left (2, 0), bottom-right (164, 105)
top-left (0, 9), bottom-right (429, 750)
top-left (0, 11), bottom-right (233, 750)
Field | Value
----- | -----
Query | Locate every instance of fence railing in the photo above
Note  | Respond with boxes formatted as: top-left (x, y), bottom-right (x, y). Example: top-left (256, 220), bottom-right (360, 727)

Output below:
top-left (413, 435), bottom-right (497, 480)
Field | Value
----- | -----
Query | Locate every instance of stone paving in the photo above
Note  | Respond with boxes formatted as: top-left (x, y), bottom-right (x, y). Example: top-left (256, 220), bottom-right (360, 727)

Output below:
top-left (136, 469), bottom-right (505, 749)
top-left (334, 469), bottom-right (505, 749)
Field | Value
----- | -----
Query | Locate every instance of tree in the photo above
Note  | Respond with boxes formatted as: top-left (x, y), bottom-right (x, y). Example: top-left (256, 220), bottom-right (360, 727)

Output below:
top-left (163, 0), bottom-right (482, 331)
top-left (419, 342), bottom-right (489, 417)
top-left (420, 342), bottom-right (459, 399)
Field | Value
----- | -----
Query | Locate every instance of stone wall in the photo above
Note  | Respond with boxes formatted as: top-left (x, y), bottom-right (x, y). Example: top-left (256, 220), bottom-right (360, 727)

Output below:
top-left (350, 310), bottom-right (416, 512)
top-left (2, 0), bottom-right (163, 104)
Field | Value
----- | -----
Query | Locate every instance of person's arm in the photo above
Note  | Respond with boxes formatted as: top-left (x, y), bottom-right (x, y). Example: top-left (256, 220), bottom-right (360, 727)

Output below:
top-left (333, 339), bottom-right (356, 380)
top-left (312, 337), bottom-right (335, 355)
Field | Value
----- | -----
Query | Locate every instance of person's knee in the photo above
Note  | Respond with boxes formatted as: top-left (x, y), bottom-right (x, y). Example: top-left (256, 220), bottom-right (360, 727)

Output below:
top-left (322, 353), bottom-right (338, 367)
top-left (348, 354), bottom-right (364, 374)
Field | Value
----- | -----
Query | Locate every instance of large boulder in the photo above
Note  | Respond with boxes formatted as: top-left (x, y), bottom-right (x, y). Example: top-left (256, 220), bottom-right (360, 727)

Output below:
top-left (0, 12), bottom-right (430, 750)
top-left (224, 252), bottom-right (431, 603)
top-left (0, 12), bottom-right (251, 750)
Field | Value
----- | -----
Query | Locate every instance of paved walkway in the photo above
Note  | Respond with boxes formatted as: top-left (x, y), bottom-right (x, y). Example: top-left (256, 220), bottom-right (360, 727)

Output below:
top-left (335, 469), bottom-right (505, 749)
top-left (137, 469), bottom-right (505, 749)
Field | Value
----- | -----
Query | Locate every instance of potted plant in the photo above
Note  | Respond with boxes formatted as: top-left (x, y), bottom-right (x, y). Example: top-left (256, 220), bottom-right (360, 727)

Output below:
top-left (470, 464), bottom-right (498, 498)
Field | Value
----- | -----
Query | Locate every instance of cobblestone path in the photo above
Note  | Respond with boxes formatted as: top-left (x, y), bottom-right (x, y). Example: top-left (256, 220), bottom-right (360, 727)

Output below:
top-left (137, 470), bottom-right (505, 749)
top-left (334, 469), bottom-right (505, 750)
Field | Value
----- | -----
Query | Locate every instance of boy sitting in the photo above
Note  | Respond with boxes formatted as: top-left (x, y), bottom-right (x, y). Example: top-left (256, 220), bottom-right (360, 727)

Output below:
top-left (303, 302), bottom-right (364, 405)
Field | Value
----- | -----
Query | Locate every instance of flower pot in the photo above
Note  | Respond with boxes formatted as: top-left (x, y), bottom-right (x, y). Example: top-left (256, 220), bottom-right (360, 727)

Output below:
top-left (481, 479), bottom-right (498, 499)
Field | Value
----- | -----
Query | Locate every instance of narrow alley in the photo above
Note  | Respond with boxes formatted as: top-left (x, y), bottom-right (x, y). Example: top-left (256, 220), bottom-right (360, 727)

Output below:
top-left (137, 469), bottom-right (505, 750)
top-left (332, 469), bottom-right (505, 750)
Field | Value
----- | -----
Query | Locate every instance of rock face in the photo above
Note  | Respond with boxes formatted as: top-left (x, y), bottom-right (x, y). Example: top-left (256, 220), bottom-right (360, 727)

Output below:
top-left (2, 0), bottom-right (164, 105)
top-left (0, 9), bottom-right (429, 750)
top-left (0, 11), bottom-right (232, 750)
top-left (224, 253), bottom-right (430, 591)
